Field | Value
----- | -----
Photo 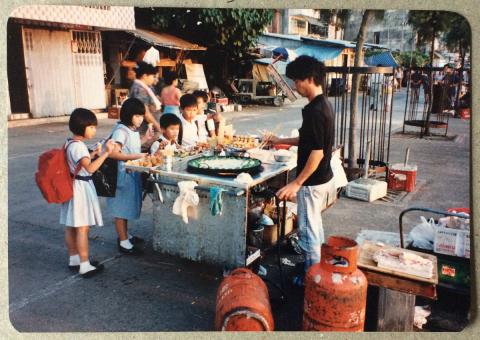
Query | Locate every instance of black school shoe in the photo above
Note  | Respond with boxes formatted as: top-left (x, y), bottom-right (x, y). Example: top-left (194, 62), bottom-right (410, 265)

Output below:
top-left (129, 236), bottom-right (145, 245)
top-left (68, 260), bottom-right (100, 272)
top-left (118, 243), bottom-right (144, 255)
top-left (116, 236), bottom-right (145, 245)
top-left (80, 263), bottom-right (105, 278)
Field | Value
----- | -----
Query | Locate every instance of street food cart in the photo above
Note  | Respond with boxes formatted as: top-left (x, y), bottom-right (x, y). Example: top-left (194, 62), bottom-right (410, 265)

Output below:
top-left (126, 150), bottom-right (337, 269)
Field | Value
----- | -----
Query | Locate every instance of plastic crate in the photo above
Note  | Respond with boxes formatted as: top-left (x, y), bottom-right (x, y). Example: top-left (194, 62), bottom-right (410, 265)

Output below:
top-left (408, 246), bottom-right (470, 291)
top-left (434, 227), bottom-right (469, 258)
top-left (457, 108), bottom-right (470, 120)
top-left (447, 208), bottom-right (470, 214)
top-left (388, 164), bottom-right (417, 192)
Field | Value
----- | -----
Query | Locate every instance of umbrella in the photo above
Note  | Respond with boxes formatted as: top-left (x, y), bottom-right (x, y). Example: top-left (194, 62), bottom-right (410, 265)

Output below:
top-left (272, 47), bottom-right (289, 61)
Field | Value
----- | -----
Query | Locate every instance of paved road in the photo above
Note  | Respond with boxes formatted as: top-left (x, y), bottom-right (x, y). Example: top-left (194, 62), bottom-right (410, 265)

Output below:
top-left (6, 91), bottom-right (470, 332)
top-left (225, 88), bottom-right (411, 136)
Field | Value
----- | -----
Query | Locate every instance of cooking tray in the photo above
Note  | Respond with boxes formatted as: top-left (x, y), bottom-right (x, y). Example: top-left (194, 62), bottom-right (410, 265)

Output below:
top-left (187, 156), bottom-right (262, 177)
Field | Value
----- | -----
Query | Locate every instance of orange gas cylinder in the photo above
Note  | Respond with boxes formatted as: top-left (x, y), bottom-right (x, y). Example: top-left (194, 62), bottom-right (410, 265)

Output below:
top-left (303, 236), bottom-right (368, 332)
top-left (215, 268), bottom-right (274, 331)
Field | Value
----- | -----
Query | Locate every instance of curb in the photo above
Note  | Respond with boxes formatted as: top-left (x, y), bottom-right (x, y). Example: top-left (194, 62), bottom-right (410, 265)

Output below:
top-left (8, 112), bottom-right (109, 128)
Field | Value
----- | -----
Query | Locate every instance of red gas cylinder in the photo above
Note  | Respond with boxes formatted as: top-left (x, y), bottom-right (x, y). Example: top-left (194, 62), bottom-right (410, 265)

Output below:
top-left (215, 268), bottom-right (274, 331)
top-left (303, 236), bottom-right (368, 331)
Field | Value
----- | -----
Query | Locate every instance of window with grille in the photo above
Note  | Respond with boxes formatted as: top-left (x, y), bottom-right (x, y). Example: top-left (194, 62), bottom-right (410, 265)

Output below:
top-left (71, 31), bottom-right (102, 54)
top-left (297, 20), bottom-right (306, 29)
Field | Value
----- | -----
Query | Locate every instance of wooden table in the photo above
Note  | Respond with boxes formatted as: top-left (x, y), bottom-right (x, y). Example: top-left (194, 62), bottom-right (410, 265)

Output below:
top-left (358, 241), bottom-right (438, 331)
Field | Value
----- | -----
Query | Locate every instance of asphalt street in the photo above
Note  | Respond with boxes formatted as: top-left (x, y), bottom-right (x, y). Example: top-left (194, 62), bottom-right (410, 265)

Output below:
top-left (7, 89), bottom-right (470, 332)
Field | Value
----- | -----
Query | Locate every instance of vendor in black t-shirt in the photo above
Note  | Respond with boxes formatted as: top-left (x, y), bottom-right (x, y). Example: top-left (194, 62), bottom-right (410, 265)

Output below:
top-left (266, 55), bottom-right (335, 286)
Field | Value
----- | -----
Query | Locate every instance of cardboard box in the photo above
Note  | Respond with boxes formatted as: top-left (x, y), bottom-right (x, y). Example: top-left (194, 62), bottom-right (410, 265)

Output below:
top-left (263, 216), bottom-right (296, 246)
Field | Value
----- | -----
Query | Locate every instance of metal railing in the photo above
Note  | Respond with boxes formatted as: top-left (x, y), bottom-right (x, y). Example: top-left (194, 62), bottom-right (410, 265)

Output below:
top-left (401, 67), bottom-right (470, 137)
top-left (325, 66), bottom-right (395, 171)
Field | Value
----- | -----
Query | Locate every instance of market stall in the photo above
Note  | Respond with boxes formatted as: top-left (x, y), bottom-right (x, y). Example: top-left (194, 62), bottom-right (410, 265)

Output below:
top-left (126, 144), bottom-right (338, 269)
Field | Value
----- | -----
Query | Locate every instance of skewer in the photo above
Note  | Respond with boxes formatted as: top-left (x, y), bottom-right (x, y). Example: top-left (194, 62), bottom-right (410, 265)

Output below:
top-left (258, 124), bottom-right (283, 149)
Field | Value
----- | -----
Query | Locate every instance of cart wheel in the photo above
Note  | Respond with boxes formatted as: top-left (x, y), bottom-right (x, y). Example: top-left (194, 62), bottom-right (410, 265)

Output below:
top-left (273, 96), bottom-right (284, 107)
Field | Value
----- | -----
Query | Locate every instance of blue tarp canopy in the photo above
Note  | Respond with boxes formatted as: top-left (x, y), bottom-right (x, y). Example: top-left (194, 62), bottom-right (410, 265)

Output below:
top-left (294, 45), bottom-right (344, 61)
top-left (364, 51), bottom-right (398, 67)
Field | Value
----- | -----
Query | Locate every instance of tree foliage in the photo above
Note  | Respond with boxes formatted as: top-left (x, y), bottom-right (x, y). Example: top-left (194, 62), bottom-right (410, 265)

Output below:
top-left (320, 9), bottom-right (351, 37)
top-left (392, 50), bottom-right (430, 67)
top-left (136, 8), bottom-right (273, 58)
top-left (408, 11), bottom-right (456, 135)
top-left (408, 11), bottom-right (453, 46)
top-left (443, 13), bottom-right (470, 53)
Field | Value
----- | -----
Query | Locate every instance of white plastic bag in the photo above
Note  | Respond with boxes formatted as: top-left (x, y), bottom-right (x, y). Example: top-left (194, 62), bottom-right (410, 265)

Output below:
top-left (331, 153), bottom-right (348, 189)
top-left (409, 216), bottom-right (436, 250)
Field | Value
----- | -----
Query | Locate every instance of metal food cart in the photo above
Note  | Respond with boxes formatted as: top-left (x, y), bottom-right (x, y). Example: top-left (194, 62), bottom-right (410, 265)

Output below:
top-left (126, 155), bottom-right (337, 269)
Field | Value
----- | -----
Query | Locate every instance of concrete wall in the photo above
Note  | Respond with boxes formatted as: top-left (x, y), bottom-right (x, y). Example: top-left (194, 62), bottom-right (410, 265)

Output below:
top-left (344, 10), bottom-right (416, 52)
top-left (10, 5), bottom-right (135, 30)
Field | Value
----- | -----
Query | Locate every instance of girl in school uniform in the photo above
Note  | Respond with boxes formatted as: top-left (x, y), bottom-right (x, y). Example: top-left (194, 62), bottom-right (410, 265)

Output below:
top-left (60, 108), bottom-right (115, 278)
top-left (108, 98), bottom-right (152, 255)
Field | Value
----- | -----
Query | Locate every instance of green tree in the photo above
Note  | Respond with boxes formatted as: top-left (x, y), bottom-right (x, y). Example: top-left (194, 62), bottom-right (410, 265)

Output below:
top-left (408, 11), bottom-right (454, 135)
top-left (137, 8), bottom-right (273, 57)
top-left (443, 13), bottom-right (471, 106)
top-left (392, 50), bottom-right (430, 67)
top-left (320, 9), bottom-right (351, 39)
top-left (135, 8), bottom-right (273, 88)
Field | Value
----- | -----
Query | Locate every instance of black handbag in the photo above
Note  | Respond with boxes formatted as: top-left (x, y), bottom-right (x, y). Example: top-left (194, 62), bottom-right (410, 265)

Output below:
top-left (90, 130), bottom-right (122, 198)
top-left (91, 156), bottom-right (118, 197)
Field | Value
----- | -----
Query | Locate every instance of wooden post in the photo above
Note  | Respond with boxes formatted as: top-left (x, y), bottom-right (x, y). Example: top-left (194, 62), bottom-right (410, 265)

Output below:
top-left (377, 287), bottom-right (415, 331)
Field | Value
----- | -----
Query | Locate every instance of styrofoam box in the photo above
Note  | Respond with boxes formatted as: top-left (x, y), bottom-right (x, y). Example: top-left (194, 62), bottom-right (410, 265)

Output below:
top-left (345, 178), bottom-right (388, 202)
top-left (434, 227), bottom-right (470, 258)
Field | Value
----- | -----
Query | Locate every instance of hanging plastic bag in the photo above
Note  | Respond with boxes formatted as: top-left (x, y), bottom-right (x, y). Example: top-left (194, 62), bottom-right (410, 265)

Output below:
top-left (409, 216), bottom-right (436, 250)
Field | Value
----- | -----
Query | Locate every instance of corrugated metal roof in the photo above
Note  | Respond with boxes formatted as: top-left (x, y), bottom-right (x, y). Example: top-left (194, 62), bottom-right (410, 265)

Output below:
top-left (126, 29), bottom-right (206, 51)
top-left (295, 45), bottom-right (344, 61)
top-left (363, 42), bottom-right (389, 50)
top-left (261, 32), bottom-right (302, 41)
top-left (364, 51), bottom-right (398, 67)
top-left (301, 36), bottom-right (356, 48)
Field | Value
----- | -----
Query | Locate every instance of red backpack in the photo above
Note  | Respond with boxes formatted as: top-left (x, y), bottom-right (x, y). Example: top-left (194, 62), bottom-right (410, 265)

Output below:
top-left (35, 140), bottom-right (80, 204)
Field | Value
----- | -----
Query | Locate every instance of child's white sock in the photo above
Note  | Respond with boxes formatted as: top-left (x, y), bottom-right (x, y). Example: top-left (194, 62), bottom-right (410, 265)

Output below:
top-left (79, 260), bottom-right (96, 274)
top-left (69, 254), bottom-right (80, 266)
top-left (120, 239), bottom-right (133, 249)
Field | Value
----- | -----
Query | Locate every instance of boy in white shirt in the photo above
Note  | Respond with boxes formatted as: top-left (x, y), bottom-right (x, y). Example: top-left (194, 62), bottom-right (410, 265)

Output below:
top-left (150, 113), bottom-right (181, 154)
top-left (192, 90), bottom-right (225, 138)
top-left (177, 94), bottom-right (208, 147)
